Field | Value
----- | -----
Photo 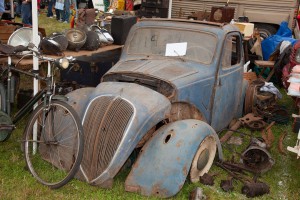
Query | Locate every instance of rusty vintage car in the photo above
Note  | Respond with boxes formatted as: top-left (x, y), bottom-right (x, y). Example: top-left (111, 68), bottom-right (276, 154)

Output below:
top-left (66, 18), bottom-right (247, 198)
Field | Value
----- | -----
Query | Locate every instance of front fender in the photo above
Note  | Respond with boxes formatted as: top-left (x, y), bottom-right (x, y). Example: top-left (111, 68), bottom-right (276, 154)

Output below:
top-left (65, 87), bottom-right (95, 118)
top-left (125, 119), bottom-right (221, 198)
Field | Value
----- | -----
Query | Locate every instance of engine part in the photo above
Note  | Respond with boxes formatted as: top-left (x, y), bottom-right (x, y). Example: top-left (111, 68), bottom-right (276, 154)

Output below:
top-left (239, 113), bottom-right (267, 131)
top-left (241, 182), bottom-right (270, 198)
top-left (242, 145), bottom-right (274, 173)
top-left (257, 106), bottom-right (289, 124)
top-left (220, 178), bottom-right (234, 192)
top-left (199, 173), bottom-right (214, 186)
top-left (244, 80), bottom-right (277, 115)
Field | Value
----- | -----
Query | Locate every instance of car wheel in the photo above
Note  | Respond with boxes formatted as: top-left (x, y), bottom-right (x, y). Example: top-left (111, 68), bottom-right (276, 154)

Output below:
top-left (189, 135), bottom-right (217, 183)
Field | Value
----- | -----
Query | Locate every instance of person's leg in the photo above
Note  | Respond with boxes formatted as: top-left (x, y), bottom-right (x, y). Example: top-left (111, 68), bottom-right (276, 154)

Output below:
top-left (47, 0), bottom-right (53, 17)
top-left (63, 0), bottom-right (70, 22)
top-left (55, 8), bottom-right (60, 20)
top-left (60, 9), bottom-right (64, 21)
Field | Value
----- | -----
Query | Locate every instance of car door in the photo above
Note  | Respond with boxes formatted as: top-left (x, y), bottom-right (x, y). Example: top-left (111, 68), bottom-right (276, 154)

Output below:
top-left (211, 32), bottom-right (244, 131)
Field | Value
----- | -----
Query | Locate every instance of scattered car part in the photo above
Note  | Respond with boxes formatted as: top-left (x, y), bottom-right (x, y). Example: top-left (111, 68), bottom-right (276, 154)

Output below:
top-left (65, 28), bottom-right (87, 51)
top-left (242, 145), bottom-right (275, 173)
top-left (220, 120), bottom-right (242, 143)
top-left (7, 27), bottom-right (40, 55)
top-left (241, 182), bottom-right (270, 198)
top-left (125, 120), bottom-right (219, 198)
top-left (257, 106), bottom-right (289, 124)
top-left (220, 178), bottom-right (234, 192)
top-left (261, 121), bottom-right (275, 149)
top-left (189, 187), bottom-right (206, 200)
top-left (82, 31), bottom-right (101, 51)
top-left (200, 173), bottom-right (214, 186)
top-left (217, 161), bottom-right (270, 198)
top-left (244, 80), bottom-right (265, 114)
top-left (287, 127), bottom-right (300, 159)
top-left (239, 113), bottom-right (267, 131)
top-left (278, 131), bottom-right (287, 156)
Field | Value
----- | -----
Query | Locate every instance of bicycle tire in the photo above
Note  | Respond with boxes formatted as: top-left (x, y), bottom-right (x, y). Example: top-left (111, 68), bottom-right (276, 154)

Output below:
top-left (23, 100), bottom-right (84, 189)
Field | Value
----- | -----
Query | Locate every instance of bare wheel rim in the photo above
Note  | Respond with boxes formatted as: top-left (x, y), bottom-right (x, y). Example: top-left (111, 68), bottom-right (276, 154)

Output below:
top-left (190, 135), bottom-right (217, 183)
top-left (24, 101), bottom-right (83, 188)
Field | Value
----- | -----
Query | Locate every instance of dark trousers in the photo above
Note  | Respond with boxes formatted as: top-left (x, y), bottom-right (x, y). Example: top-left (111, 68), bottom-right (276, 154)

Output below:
top-left (21, 3), bottom-right (32, 25)
top-left (47, 0), bottom-right (55, 17)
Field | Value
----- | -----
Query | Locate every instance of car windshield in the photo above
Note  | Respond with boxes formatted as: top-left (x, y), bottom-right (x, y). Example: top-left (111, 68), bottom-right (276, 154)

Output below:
top-left (127, 27), bottom-right (217, 64)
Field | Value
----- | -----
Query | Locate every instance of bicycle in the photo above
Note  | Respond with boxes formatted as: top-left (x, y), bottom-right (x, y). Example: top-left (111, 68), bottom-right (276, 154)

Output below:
top-left (0, 43), bottom-right (84, 189)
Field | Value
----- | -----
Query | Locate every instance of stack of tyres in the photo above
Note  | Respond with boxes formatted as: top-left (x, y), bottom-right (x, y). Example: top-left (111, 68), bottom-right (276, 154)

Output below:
top-left (139, 0), bottom-right (169, 18)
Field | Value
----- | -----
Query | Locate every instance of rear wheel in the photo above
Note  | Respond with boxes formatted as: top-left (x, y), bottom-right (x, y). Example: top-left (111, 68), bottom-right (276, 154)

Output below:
top-left (23, 101), bottom-right (84, 189)
top-left (189, 135), bottom-right (217, 183)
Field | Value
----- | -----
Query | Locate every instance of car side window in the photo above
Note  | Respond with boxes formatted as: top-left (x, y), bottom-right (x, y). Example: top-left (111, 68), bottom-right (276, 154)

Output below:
top-left (222, 34), bottom-right (242, 68)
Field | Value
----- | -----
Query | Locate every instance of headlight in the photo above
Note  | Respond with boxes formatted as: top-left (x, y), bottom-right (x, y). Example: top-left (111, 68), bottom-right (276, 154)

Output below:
top-left (59, 58), bottom-right (69, 69)
top-left (295, 49), bottom-right (300, 63)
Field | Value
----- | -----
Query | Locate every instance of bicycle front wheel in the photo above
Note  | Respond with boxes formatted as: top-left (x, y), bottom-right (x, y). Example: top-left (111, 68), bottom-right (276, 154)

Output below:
top-left (23, 101), bottom-right (84, 189)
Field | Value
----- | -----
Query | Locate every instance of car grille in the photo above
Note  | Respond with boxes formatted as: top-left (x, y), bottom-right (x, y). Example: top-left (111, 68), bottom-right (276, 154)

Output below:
top-left (81, 96), bottom-right (134, 181)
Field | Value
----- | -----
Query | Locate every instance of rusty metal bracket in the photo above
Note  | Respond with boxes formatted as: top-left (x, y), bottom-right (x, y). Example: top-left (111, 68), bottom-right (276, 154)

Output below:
top-left (278, 131), bottom-right (287, 156)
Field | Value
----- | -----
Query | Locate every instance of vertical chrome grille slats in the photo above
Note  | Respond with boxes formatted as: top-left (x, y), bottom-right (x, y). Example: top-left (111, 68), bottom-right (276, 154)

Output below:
top-left (82, 96), bottom-right (134, 180)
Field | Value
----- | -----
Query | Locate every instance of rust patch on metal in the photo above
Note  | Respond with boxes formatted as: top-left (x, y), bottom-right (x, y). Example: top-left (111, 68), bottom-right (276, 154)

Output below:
top-left (136, 126), bottom-right (156, 148)
top-left (183, 165), bottom-right (188, 176)
top-left (176, 140), bottom-right (183, 147)
top-left (169, 102), bottom-right (205, 122)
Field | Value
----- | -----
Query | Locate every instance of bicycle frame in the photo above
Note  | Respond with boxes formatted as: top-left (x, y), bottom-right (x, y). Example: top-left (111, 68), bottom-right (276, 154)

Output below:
top-left (5, 56), bottom-right (55, 125)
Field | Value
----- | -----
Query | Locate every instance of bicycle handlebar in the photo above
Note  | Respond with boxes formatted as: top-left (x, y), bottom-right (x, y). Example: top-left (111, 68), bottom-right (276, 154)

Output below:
top-left (0, 43), bottom-right (76, 70)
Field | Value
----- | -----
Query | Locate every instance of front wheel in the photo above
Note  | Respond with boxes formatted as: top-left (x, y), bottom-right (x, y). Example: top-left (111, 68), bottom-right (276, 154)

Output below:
top-left (23, 101), bottom-right (84, 189)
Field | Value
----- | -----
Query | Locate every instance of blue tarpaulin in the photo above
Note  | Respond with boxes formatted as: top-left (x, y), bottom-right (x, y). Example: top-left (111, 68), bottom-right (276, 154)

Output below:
top-left (261, 21), bottom-right (298, 60)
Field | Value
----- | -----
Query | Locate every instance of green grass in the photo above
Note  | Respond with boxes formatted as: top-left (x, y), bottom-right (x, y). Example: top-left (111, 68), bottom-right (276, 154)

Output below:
top-left (4, 10), bottom-right (300, 200)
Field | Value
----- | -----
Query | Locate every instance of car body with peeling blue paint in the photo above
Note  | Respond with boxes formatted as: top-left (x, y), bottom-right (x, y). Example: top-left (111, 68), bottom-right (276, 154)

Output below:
top-left (66, 18), bottom-right (246, 198)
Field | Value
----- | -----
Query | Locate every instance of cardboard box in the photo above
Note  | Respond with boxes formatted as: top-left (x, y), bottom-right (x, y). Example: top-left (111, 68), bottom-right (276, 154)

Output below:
top-left (234, 22), bottom-right (254, 37)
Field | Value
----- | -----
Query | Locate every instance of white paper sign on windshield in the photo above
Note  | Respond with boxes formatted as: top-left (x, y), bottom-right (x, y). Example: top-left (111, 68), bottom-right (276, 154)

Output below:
top-left (165, 42), bottom-right (187, 56)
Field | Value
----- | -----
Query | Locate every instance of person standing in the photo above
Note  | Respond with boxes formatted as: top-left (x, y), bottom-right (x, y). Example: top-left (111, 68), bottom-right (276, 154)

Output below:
top-left (21, 0), bottom-right (32, 25)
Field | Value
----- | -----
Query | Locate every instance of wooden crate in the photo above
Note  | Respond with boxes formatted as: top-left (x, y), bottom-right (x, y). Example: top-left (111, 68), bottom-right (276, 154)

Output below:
top-left (0, 25), bottom-right (18, 44)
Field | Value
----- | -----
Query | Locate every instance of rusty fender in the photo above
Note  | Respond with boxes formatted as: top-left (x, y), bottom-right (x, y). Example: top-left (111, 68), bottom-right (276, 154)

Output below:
top-left (125, 119), bottom-right (222, 198)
